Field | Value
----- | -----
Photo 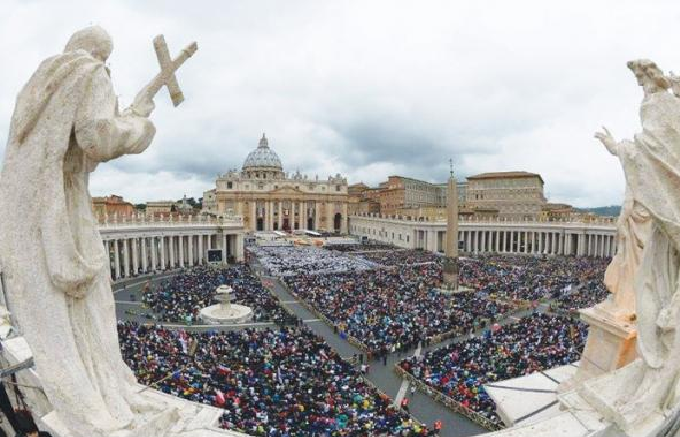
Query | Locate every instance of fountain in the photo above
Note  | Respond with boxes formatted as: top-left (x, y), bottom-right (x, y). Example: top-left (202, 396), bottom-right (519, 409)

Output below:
top-left (199, 284), bottom-right (253, 324)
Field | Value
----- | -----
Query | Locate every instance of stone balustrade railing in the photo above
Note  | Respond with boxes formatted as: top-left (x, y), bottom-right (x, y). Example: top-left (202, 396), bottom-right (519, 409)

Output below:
top-left (97, 214), bottom-right (243, 229)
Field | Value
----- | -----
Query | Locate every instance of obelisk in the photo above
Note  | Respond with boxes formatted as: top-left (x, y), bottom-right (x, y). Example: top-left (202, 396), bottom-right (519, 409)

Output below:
top-left (443, 160), bottom-right (459, 290)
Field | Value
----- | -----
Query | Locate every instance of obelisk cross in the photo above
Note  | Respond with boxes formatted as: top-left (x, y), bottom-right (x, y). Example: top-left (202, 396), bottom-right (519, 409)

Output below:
top-left (150, 35), bottom-right (198, 107)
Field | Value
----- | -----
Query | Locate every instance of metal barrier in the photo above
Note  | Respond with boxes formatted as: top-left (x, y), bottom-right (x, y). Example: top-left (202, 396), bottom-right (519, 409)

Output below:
top-left (394, 365), bottom-right (504, 432)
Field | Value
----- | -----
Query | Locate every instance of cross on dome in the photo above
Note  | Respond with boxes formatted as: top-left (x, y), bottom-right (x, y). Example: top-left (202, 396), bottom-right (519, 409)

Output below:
top-left (259, 133), bottom-right (269, 148)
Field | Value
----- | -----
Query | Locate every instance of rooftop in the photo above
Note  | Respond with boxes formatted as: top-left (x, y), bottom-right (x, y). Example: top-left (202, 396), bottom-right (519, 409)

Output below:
top-left (467, 171), bottom-right (544, 184)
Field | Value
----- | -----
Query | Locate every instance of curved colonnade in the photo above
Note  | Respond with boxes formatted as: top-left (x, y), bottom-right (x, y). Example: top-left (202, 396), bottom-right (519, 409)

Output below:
top-left (99, 215), bottom-right (245, 280)
top-left (349, 213), bottom-right (618, 257)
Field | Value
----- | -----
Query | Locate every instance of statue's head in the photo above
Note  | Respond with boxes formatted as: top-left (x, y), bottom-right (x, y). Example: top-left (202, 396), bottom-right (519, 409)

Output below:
top-left (627, 59), bottom-right (670, 94)
top-left (64, 26), bottom-right (113, 62)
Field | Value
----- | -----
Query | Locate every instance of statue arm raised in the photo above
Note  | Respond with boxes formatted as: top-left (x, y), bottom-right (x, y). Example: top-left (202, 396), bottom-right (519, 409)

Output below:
top-left (74, 68), bottom-right (156, 162)
top-left (595, 126), bottom-right (622, 156)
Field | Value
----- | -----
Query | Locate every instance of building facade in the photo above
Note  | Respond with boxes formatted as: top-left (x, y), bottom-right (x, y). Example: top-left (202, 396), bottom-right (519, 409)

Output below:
top-left (92, 194), bottom-right (134, 218)
top-left (465, 171), bottom-right (546, 220)
top-left (348, 182), bottom-right (380, 216)
top-left (378, 176), bottom-right (445, 216)
top-left (204, 134), bottom-right (349, 233)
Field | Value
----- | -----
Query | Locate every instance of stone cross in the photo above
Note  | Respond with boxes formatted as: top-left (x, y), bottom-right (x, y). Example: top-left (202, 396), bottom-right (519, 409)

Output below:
top-left (147, 35), bottom-right (198, 107)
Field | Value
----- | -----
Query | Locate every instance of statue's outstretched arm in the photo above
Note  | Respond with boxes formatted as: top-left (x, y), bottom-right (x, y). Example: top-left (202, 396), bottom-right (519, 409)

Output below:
top-left (595, 126), bottom-right (626, 157)
top-left (74, 68), bottom-right (156, 162)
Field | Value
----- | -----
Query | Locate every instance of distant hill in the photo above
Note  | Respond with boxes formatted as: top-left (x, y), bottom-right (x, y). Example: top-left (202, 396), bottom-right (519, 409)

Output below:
top-left (575, 205), bottom-right (621, 217)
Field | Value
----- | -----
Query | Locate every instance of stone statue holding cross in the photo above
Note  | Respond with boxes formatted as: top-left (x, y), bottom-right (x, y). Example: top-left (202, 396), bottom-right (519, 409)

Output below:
top-left (0, 27), bottom-right (211, 437)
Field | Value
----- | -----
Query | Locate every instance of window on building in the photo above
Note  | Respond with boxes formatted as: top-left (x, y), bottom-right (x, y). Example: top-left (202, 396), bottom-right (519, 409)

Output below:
top-left (226, 182), bottom-right (233, 189)
top-left (335, 185), bottom-right (341, 192)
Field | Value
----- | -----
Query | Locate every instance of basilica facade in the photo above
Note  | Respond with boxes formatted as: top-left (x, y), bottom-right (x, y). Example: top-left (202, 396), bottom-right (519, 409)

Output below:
top-left (203, 134), bottom-right (349, 233)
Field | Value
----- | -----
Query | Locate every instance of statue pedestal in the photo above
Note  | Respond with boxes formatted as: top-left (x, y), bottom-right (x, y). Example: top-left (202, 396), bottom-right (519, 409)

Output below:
top-left (559, 306), bottom-right (636, 393)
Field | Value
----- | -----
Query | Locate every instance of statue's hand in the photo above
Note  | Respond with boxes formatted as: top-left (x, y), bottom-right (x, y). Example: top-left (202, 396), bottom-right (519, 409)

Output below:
top-left (127, 85), bottom-right (156, 118)
top-left (595, 126), bottom-right (619, 155)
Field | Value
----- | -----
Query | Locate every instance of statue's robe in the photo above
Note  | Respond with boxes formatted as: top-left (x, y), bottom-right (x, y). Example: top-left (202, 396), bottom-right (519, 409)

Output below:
top-left (619, 91), bottom-right (680, 371)
top-left (602, 182), bottom-right (651, 319)
top-left (0, 50), bottom-right (155, 436)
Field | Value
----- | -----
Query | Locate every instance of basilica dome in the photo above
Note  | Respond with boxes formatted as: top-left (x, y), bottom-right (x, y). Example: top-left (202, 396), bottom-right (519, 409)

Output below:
top-left (242, 134), bottom-right (283, 171)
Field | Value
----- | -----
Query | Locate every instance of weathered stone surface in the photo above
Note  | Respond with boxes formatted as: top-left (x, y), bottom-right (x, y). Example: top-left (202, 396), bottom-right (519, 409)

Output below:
top-left (0, 26), bottom-right (239, 437)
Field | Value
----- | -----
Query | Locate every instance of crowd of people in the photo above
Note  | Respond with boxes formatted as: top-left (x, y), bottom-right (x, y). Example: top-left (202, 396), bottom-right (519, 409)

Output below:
top-left (284, 264), bottom-right (513, 354)
top-left (250, 246), bottom-right (373, 277)
top-left (398, 312), bottom-right (588, 425)
top-left (553, 278), bottom-right (610, 312)
top-left (356, 250), bottom-right (442, 267)
top-left (141, 265), bottom-right (291, 324)
top-left (459, 255), bottom-right (610, 304)
top-left (326, 244), bottom-right (396, 253)
top-left (120, 243), bottom-right (612, 434)
top-left (118, 322), bottom-right (429, 436)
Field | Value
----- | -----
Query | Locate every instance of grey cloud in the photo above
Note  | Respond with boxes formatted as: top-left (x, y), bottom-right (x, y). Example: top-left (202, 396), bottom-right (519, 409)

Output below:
top-left (3, 0), bottom-right (680, 204)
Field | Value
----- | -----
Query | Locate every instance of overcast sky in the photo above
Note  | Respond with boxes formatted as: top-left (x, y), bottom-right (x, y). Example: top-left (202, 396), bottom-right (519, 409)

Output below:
top-left (2, 1), bottom-right (680, 207)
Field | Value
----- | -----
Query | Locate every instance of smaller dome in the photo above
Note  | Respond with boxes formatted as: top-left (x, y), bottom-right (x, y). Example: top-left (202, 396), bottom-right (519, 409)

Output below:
top-left (242, 134), bottom-right (283, 171)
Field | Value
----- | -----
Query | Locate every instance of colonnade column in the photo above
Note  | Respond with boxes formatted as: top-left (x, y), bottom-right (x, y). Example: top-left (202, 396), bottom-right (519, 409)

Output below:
top-left (131, 238), bottom-right (138, 276)
top-left (198, 234), bottom-right (204, 264)
top-left (150, 237), bottom-right (157, 271)
top-left (114, 239), bottom-right (121, 279)
top-left (141, 237), bottom-right (148, 272)
top-left (122, 239), bottom-right (130, 278)
top-left (565, 233), bottom-right (571, 255)
top-left (188, 235), bottom-right (194, 266)
top-left (178, 235), bottom-right (185, 267)
top-left (169, 236), bottom-right (175, 268)
top-left (159, 237), bottom-right (165, 269)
